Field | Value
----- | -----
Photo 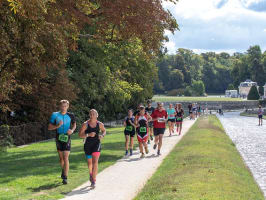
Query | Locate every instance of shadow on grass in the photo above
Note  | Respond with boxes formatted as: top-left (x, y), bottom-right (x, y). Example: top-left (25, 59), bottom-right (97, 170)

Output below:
top-left (27, 182), bottom-right (61, 192)
top-left (0, 141), bottom-right (125, 185)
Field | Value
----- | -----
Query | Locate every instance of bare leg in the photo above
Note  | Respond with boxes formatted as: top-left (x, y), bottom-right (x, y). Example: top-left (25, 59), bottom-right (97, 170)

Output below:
top-left (179, 123), bottom-right (183, 135)
top-left (158, 134), bottom-right (163, 151)
top-left (57, 150), bottom-right (64, 169)
top-left (130, 137), bottom-right (134, 149)
top-left (87, 158), bottom-right (93, 174)
top-left (63, 151), bottom-right (70, 177)
top-left (92, 154), bottom-right (100, 182)
top-left (125, 135), bottom-right (129, 150)
top-left (139, 142), bottom-right (143, 154)
top-left (168, 121), bottom-right (172, 136)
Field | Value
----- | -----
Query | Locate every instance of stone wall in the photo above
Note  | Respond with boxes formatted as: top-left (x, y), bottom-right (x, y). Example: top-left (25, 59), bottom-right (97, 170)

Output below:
top-left (152, 100), bottom-right (259, 110)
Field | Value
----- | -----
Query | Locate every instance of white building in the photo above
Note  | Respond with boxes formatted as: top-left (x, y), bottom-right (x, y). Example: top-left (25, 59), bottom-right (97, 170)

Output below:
top-left (225, 90), bottom-right (238, 98)
top-left (239, 79), bottom-right (258, 98)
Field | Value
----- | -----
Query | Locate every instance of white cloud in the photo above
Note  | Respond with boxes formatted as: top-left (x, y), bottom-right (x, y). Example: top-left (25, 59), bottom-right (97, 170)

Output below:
top-left (163, 0), bottom-right (266, 54)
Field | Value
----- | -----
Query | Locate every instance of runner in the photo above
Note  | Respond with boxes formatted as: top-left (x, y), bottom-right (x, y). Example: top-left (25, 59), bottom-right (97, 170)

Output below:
top-left (258, 105), bottom-right (263, 126)
top-left (197, 105), bottom-right (202, 117)
top-left (48, 100), bottom-right (76, 185)
top-left (79, 109), bottom-right (106, 188)
top-left (133, 104), bottom-right (143, 117)
top-left (124, 109), bottom-right (135, 156)
top-left (166, 104), bottom-right (176, 136)
top-left (145, 100), bottom-right (155, 144)
top-left (175, 103), bottom-right (184, 135)
top-left (192, 103), bottom-right (197, 119)
top-left (151, 102), bottom-right (167, 156)
top-left (135, 106), bottom-right (151, 158)
top-left (188, 103), bottom-right (192, 120)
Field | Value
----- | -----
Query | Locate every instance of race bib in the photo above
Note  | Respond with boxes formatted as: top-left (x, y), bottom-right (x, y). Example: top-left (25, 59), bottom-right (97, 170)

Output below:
top-left (170, 114), bottom-right (175, 118)
top-left (126, 126), bottom-right (133, 131)
top-left (176, 117), bottom-right (182, 121)
top-left (158, 118), bottom-right (165, 123)
top-left (140, 127), bottom-right (147, 133)
top-left (59, 134), bottom-right (68, 143)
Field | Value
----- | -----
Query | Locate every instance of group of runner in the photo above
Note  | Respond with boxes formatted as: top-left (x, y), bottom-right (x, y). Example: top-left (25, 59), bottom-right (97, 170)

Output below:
top-left (47, 99), bottom-right (185, 188)
top-left (188, 103), bottom-right (203, 120)
top-left (48, 100), bottom-right (106, 187)
top-left (124, 101), bottom-right (185, 158)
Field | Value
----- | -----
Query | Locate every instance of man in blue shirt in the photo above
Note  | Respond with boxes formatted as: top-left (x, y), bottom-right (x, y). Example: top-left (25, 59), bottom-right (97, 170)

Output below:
top-left (48, 100), bottom-right (76, 185)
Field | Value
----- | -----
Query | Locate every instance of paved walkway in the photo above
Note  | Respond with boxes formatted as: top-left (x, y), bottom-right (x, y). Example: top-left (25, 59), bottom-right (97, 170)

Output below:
top-left (62, 119), bottom-right (196, 200)
top-left (217, 112), bottom-right (266, 198)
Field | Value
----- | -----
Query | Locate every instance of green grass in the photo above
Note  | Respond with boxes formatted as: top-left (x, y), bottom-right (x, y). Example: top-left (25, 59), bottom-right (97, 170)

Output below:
top-left (135, 115), bottom-right (264, 200)
top-left (240, 112), bottom-right (264, 119)
top-left (0, 127), bottom-right (130, 200)
top-left (153, 95), bottom-right (243, 102)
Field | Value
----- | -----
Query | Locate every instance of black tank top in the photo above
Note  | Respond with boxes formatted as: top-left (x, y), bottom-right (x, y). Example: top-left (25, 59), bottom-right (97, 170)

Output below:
top-left (85, 121), bottom-right (100, 141)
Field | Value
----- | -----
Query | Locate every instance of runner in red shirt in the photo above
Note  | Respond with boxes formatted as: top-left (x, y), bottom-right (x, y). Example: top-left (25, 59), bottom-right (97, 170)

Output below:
top-left (151, 102), bottom-right (168, 155)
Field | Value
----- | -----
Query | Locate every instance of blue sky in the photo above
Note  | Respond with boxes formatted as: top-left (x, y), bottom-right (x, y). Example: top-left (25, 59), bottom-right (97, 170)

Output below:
top-left (163, 0), bottom-right (266, 54)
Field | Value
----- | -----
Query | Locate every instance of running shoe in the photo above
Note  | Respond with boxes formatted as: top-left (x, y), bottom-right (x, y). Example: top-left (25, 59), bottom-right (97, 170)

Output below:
top-left (62, 178), bottom-right (68, 185)
top-left (125, 150), bottom-right (128, 156)
top-left (140, 153), bottom-right (145, 158)
top-left (130, 149), bottom-right (133, 156)
top-left (91, 181), bottom-right (96, 188)
top-left (153, 144), bottom-right (157, 150)
top-left (150, 135), bottom-right (153, 141)
top-left (90, 174), bottom-right (93, 183)
top-left (157, 150), bottom-right (161, 156)
top-left (145, 147), bottom-right (149, 154)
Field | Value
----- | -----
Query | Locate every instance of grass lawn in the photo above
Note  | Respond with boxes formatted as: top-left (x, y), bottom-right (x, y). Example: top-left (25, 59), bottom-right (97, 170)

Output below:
top-left (152, 95), bottom-right (243, 102)
top-left (135, 115), bottom-right (264, 200)
top-left (0, 127), bottom-right (131, 200)
top-left (240, 112), bottom-right (264, 119)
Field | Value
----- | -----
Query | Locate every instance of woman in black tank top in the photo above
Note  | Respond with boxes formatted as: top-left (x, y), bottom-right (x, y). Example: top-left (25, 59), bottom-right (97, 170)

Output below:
top-left (79, 109), bottom-right (106, 187)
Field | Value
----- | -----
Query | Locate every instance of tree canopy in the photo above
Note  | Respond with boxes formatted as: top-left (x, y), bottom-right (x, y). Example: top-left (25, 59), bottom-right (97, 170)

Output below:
top-left (0, 0), bottom-right (178, 124)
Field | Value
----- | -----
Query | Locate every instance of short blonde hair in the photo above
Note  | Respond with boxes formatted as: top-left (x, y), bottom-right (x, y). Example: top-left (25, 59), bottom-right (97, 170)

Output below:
top-left (90, 109), bottom-right (99, 117)
top-left (60, 100), bottom-right (69, 105)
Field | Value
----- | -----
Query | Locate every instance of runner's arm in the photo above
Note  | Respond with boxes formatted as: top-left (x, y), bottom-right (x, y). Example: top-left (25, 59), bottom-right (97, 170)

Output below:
top-left (67, 122), bottom-right (76, 135)
top-left (48, 121), bottom-right (62, 131)
top-left (79, 122), bottom-right (87, 139)
top-left (99, 122), bottom-right (106, 139)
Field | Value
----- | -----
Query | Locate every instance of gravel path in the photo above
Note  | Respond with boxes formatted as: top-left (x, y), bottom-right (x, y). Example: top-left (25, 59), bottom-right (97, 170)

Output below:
top-left (62, 119), bottom-right (196, 200)
top-left (217, 112), bottom-right (266, 198)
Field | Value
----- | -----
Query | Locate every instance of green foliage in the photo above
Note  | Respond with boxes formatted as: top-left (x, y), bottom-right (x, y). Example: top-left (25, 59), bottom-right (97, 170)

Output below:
top-left (259, 86), bottom-right (264, 96)
top-left (0, 125), bottom-right (13, 152)
top-left (67, 38), bottom-right (156, 121)
top-left (184, 86), bottom-right (193, 96)
top-left (247, 85), bottom-right (260, 100)
top-left (155, 45), bottom-right (266, 95)
top-left (191, 80), bottom-right (205, 96)
top-left (227, 83), bottom-right (235, 90)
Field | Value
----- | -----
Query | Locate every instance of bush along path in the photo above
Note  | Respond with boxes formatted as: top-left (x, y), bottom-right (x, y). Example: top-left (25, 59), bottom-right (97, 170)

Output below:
top-left (62, 119), bottom-right (196, 200)
top-left (135, 115), bottom-right (264, 200)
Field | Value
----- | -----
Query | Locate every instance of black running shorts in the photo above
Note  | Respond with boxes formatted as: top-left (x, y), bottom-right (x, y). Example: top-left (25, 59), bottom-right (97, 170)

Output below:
top-left (154, 128), bottom-right (165, 136)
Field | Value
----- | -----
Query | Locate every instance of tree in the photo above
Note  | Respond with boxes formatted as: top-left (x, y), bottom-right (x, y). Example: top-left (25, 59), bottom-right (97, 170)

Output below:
top-left (247, 85), bottom-right (260, 100)
top-left (191, 80), bottom-right (205, 96)
top-left (227, 84), bottom-right (235, 90)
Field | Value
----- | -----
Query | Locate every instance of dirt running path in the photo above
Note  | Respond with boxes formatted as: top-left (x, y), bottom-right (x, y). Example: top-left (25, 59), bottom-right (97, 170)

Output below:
top-left (62, 119), bottom-right (196, 200)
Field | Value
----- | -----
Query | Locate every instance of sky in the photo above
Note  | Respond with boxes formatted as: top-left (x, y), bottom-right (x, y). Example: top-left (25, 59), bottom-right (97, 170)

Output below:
top-left (163, 0), bottom-right (266, 54)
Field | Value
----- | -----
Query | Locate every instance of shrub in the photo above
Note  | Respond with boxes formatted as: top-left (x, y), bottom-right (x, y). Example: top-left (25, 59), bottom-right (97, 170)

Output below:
top-left (184, 86), bottom-right (193, 96)
top-left (167, 89), bottom-right (185, 96)
top-left (247, 85), bottom-right (260, 100)
top-left (0, 125), bottom-right (13, 152)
